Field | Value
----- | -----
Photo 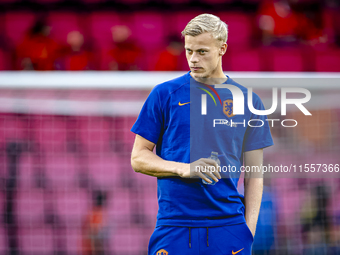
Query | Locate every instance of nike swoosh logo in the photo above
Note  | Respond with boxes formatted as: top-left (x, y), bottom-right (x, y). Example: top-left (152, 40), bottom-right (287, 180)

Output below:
top-left (232, 248), bottom-right (244, 255)
top-left (178, 101), bottom-right (190, 106)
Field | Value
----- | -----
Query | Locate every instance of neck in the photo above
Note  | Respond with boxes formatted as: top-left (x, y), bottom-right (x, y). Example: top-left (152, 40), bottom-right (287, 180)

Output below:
top-left (190, 68), bottom-right (227, 85)
top-left (192, 76), bottom-right (228, 85)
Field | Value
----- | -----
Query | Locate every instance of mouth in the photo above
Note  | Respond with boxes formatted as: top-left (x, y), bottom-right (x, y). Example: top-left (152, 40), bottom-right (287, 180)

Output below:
top-left (191, 67), bottom-right (202, 71)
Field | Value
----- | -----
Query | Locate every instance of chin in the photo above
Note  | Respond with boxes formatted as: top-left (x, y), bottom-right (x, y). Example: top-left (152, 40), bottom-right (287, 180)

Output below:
top-left (191, 71), bottom-right (209, 79)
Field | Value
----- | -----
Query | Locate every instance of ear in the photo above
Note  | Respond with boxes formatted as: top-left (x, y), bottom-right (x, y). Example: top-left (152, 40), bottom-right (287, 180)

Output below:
top-left (219, 43), bottom-right (228, 56)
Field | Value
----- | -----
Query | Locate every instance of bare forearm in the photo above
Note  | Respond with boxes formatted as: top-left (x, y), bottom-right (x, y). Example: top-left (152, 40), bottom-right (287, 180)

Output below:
top-left (131, 135), bottom-right (220, 181)
top-left (244, 177), bottom-right (263, 236)
top-left (131, 147), bottom-right (187, 177)
top-left (243, 148), bottom-right (264, 237)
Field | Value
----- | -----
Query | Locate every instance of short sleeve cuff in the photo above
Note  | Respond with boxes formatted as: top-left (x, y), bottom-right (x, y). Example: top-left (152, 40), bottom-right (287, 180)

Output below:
top-left (243, 140), bottom-right (274, 152)
top-left (131, 126), bottom-right (159, 144)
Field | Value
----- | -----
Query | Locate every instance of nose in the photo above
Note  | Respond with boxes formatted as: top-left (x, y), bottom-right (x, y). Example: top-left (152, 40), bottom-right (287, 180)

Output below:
top-left (190, 52), bottom-right (199, 64)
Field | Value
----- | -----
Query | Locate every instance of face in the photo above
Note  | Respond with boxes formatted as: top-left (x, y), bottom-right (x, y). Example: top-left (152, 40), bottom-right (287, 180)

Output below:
top-left (67, 31), bottom-right (84, 48)
top-left (111, 25), bottom-right (131, 43)
top-left (185, 32), bottom-right (227, 79)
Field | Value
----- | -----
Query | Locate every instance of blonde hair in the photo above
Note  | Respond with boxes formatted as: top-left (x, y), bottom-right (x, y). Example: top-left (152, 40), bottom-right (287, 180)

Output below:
top-left (181, 14), bottom-right (228, 44)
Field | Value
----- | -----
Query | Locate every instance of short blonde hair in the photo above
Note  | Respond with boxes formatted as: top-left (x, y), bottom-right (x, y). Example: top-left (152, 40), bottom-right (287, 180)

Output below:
top-left (181, 14), bottom-right (228, 44)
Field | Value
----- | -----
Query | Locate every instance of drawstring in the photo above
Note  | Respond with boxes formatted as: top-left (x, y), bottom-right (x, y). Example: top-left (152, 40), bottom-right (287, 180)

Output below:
top-left (206, 227), bottom-right (209, 247)
top-left (187, 227), bottom-right (209, 248)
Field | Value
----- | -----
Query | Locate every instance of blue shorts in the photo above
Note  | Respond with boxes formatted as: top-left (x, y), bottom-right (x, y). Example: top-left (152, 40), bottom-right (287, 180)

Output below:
top-left (148, 223), bottom-right (254, 255)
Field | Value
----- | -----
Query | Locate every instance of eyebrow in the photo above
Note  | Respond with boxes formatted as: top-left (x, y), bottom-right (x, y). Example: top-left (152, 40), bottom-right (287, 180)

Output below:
top-left (185, 47), bottom-right (209, 51)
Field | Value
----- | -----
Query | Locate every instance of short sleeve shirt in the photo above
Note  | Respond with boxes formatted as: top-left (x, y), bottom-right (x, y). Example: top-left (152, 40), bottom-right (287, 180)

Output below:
top-left (131, 72), bottom-right (274, 227)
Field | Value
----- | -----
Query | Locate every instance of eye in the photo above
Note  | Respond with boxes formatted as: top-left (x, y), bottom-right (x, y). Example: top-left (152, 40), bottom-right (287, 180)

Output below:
top-left (186, 49), bottom-right (192, 54)
top-left (199, 50), bottom-right (206, 54)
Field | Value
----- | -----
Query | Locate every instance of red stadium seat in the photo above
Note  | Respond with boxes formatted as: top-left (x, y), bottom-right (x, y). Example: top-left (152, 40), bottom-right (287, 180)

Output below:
top-left (89, 12), bottom-right (121, 49)
top-left (321, 9), bottom-right (336, 44)
top-left (44, 153), bottom-right (78, 190)
top-left (107, 188), bottom-right (131, 223)
top-left (141, 187), bottom-right (158, 220)
top-left (0, 191), bottom-right (4, 220)
top-left (87, 152), bottom-right (121, 189)
top-left (332, 10), bottom-right (340, 42)
top-left (218, 12), bottom-right (254, 50)
top-left (32, 115), bottom-right (68, 154)
top-left (0, 143), bottom-right (7, 181)
top-left (315, 49), bottom-right (340, 72)
top-left (16, 189), bottom-right (45, 226)
top-left (0, 49), bottom-right (11, 70)
top-left (272, 178), bottom-right (305, 226)
top-left (140, 49), bottom-right (159, 71)
top-left (4, 12), bottom-right (36, 46)
top-left (110, 227), bottom-right (146, 254)
top-left (17, 227), bottom-right (54, 255)
top-left (0, 14), bottom-right (4, 36)
top-left (329, 186), bottom-right (340, 221)
top-left (95, 47), bottom-right (114, 70)
top-left (112, 116), bottom-right (138, 151)
top-left (17, 154), bottom-right (35, 191)
top-left (135, 169), bottom-right (157, 187)
top-left (229, 49), bottom-right (262, 71)
top-left (64, 227), bottom-right (83, 254)
top-left (176, 51), bottom-right (189, 71)
top-left (0, 114), bottom-right (27, 144)
top-left (0, 227), bottom-right (6, 255)
top-left (128, 12), bottom-right (166, 50)
top-left (271, 48), bottom-right (304, 72)
top-left (167, 11), bottom-right (203, 38)
top-left (77, 116), bottom-right (111, 154)
top-left (47, 12), bottom-right (84, 44)
top-left (54, 189), bottom-right (90, 227)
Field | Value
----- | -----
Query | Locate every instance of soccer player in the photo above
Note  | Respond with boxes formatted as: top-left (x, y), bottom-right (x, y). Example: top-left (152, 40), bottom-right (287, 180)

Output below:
top-left (131, 14), bottom-right (273, 255)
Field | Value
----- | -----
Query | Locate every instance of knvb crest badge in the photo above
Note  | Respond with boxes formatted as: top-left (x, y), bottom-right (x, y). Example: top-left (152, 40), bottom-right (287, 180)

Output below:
top-left (156, 249), bottom-right (168, 255)
top-left (223, 99), bottom-right (234, 118)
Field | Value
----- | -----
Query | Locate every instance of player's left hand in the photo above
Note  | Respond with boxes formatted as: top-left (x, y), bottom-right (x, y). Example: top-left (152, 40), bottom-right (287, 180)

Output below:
top-left (189, 158), bottom-right (221, 183)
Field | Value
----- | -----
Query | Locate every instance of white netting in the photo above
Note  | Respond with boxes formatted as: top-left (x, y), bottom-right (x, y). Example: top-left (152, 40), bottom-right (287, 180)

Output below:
top-left (0, 71), bottom-right (339, 255)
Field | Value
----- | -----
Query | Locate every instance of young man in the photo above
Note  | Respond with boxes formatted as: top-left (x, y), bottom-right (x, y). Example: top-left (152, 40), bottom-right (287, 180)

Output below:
top-left (131, 14), bottom-right (273, 255)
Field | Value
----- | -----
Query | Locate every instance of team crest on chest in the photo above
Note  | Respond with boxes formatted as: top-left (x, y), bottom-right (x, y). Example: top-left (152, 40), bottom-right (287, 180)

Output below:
top-left (223, 99), bottom-right (234, 117)
top-left (156, 249), bottom-right (168, 255)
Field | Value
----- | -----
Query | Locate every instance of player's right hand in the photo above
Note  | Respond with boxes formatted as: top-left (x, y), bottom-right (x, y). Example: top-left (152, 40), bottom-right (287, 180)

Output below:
top-left (178, 158), bottom-right (221, 183)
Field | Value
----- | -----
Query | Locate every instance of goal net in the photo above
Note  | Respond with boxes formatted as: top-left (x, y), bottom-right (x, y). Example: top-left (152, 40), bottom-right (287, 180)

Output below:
top-left (0, 71), bottom-right (339, 255)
